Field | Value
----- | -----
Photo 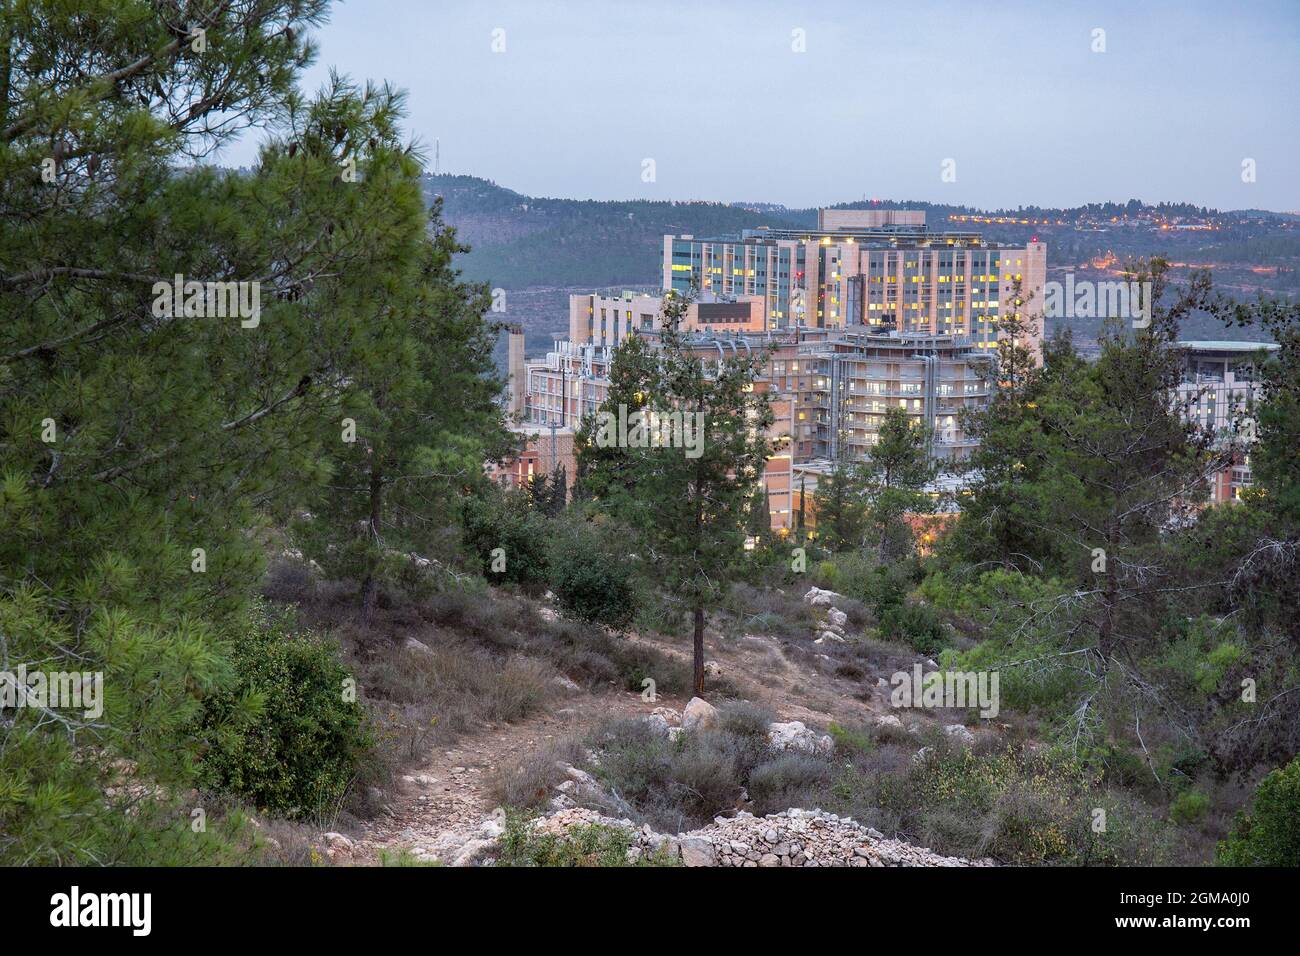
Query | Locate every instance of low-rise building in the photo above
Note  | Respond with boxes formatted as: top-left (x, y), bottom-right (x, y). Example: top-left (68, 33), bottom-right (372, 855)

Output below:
top-left (1174, 340), bottom-right (1279, 503)
top-left (568, 289), bottom-right (764, 350)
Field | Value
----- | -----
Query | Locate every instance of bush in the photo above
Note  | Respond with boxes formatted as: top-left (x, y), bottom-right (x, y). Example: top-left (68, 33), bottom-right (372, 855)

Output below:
top-left (814, 551), bottom-right (879, 602)
top-left (899, 743), bottom-right (1175, 865)
top-left (588, 715), bottom-right (769, 832)
top-left (494, 812), bottom-right (677, 867)
top-left (861, 561), bottom-right (916, 612)
top-left (547, 514), bottom-right (639, 628)
top-left (491, 740), bottom-right (588, 810)
top-left (1169, 789), bottom-right (1211, 826)
top-left (460, 488), bottom-right (550, 592)
top-left (879, 600), bottom-right (949, 654)
top-left (828, 721), bottom-right (874, 754)
top-left (748, 753), bottom-right (837, 815)
top-left (715, 700), bottom-right (775, 741)
top-left (198, 601), bottom-right (370, 819)
top-left (1217, 757), bottom-right (1300, 866)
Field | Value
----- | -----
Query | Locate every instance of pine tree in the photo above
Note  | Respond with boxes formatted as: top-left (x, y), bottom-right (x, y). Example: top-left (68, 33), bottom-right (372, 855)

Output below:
top-left (746, 484), bottom-right (770, 540)
top-left (863, 407), bottom-right (937, 562)
top-left (814, 456), bottom-right (868, 553)
top-left (0, 1), bottom-right (456, 861)
top-left (579, 292), bottom-right (773, 694)
top-left (292, 199), bottom-right (512, 616)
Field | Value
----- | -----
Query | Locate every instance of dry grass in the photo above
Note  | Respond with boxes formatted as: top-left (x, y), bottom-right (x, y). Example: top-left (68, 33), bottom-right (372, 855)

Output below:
top-left (488, 738), bottom-right (588, 810)
top-left (260, 558), bottom-right (711, 819)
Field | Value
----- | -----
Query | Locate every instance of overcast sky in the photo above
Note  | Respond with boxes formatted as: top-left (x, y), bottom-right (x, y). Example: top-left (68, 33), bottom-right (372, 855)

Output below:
top-left (221, 0), bottom-right (1300, 212)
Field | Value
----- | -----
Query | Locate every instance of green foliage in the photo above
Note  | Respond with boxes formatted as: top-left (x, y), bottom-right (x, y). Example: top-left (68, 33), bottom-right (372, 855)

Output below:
top-left (1153, 617), bottom-right (1245, 695)
top-left (808, 551), bottom-right (880, 603)
top-left (919, 568), bottom-right (1066, 630)
top-left (1169, 789), bottom-right (1211, 826)
top-left (197, 602), bottom-right (369, 819)
top-left (1217, 757), bottom-right (1300, 866)
top-left (812, 560), bottom-right (840, 589)
top-left (546, 512), bottom-right (639, 628)
top-left (584, 712), bottom-right (1174, 865)
top-left (0, 0), bottom-right (432, 861)
top-left (902, 744), bottom-right (1173, 865)
top-left (861, 561), bottom-right (917, 613)
top-left (576, 291), bottom-right (774, 692)
top-left (941, 640), bottom-right (1083, 719)
top-left (291, 195), bottom-right (512, 612)
top-left (814, 458), bottom-right (868, 553)
top-left (879, 600), bottom-right (949, 654)
top-left (460, 487), bottom-right (551, 592)
top-left (828, 721), bottom-right (874, 755)
top-left (494, 811), bottom-right (678, 867)
top-left (526, 466), bottom-right (568, 517)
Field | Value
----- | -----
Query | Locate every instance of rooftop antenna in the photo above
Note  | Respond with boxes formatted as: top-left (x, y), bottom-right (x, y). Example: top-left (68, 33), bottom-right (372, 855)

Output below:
top-left (434, 138), bottom-right (440, 175)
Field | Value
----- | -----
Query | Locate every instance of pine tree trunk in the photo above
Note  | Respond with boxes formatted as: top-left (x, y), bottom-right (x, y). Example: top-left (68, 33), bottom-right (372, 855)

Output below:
top-left (361, 459), bottom-right (384, 623)
top-left (693, 605), bottom-right (705, 696)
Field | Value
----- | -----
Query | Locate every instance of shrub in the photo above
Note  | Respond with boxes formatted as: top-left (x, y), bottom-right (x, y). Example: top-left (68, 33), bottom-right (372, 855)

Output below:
top-left (198, 601), bottom-right (370, 819)
top-left (723, 583), bottom-right (816, 639)
top-left (1169, 789), bottom-right (1211, 826)
top-left (879, 600), bottom-right (949, 654)
top-left (813, 560), bottom-right (840, 589)
top-left (748, 753), bottom-right (837, 815)
top-left (715, 700), bottom-right (775, 741)
top-left (1217, 757), bottom-right (1300, 866)
top-left (460, 489), bottom-right (550, 592)
top-left (816, 551), bottom-right (879, 602)
top-left (547, 514), bottom-right (639, 628)
top-left (490, 739), bottom-right (588, 810)
top-left (861, 561), bottom-right (915, 612)
top-left (898, 743), bottom-right (1175, 865)
top-left (828, 721), bottom-right (874, 754)
top-left (941, 639), bottom-right (1083, 720)
top-left (494, 812), bottom-right (677, 867)
top-left (588, 715), bottom-right (767, 832)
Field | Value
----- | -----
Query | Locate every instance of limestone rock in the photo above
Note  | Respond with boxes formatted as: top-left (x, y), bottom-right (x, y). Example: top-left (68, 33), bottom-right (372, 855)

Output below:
top-left (943, 724), bottom-right (976, 746)
top-left (651, 706), bottom-right (681, 725)
top-left (679, 836), bottom-right (716, 867)
top-left (767, 720), bottom-right (834, 755)
top-left (681, 697), bottom-right (718, 732)
top-left (402, 636), bottom-right (433, 657)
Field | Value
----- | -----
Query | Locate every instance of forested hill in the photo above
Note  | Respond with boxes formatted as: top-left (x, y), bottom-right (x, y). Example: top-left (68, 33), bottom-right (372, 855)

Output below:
top-left (420, 174), bottom-right (805, 288)
top-left (424, 174), bottom-right (1300, 327)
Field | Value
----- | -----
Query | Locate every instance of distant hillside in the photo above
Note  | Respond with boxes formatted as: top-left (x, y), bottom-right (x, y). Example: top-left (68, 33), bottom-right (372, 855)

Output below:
top-left (427, 175), bottom-right (1294, 362)
top-left (428, 175), bottom-right (1299, 299)
top-left (422, 174), bottom-right (805, 289)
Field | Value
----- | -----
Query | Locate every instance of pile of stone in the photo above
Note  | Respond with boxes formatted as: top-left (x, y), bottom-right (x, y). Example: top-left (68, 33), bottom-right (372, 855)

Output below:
top-left (702, 809), bottom-right (991, 867)
top-left (519, 806), bottom-right (993, 868)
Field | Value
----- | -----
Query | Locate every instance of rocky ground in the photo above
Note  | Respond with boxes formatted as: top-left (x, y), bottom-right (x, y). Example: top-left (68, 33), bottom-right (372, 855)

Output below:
top-left (327, 586), bottom-right (993, 868)
top-left (530, 806), bottom-right (995, 867)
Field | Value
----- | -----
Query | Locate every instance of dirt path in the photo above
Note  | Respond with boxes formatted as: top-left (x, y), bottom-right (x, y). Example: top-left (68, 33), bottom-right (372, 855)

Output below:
top-left (351, 687), bottom-right (686, 864)
top-left (351, 611), bottom-right (895, 865)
